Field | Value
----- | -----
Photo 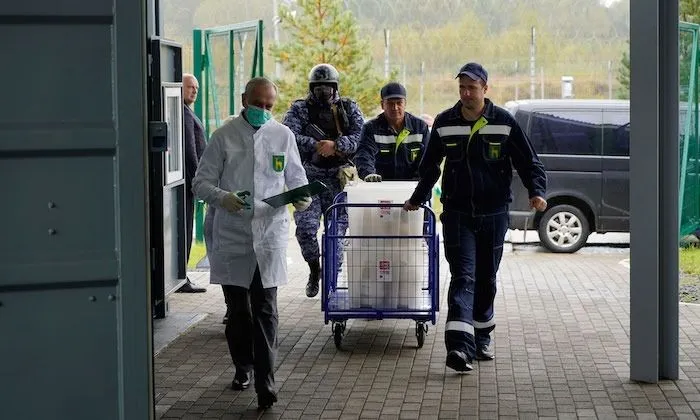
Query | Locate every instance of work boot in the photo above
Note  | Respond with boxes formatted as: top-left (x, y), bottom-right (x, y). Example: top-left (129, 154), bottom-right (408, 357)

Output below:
top-left (231, 371), bottom-right (251, 390)
top-left (446, 350), bottom-right (473, 373)
top-left (305, 260), bottom-right (321, 298)
top-left (475, 343), bottom-right (495, 361)
top-left (257, 391), bottom-right (278, 409)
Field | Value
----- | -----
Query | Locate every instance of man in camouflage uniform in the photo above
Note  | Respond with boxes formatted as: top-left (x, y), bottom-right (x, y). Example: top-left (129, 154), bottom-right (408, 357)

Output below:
top-left (283, 63), bottom-right (364, 298)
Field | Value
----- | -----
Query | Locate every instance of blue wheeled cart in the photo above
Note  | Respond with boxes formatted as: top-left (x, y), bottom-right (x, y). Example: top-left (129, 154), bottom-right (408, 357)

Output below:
top-left (321, 194), bottom-right (439, 349)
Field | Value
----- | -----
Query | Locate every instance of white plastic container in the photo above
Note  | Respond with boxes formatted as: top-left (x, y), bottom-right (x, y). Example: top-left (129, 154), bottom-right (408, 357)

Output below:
top-left (396, 245), bottom-right (428, 309)
top-left (346, 239), bottom-right (399, 309)
top-left (344, 182), bottom-right (428, 310)
top-left (345, 181), bottom-right (424, 241)
top-left (345, 239), bottom-right (427, 309)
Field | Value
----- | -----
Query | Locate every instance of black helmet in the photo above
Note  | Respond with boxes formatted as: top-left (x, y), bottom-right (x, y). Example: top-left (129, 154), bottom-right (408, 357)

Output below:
top-left (308, 63), bottom-right (339, 88)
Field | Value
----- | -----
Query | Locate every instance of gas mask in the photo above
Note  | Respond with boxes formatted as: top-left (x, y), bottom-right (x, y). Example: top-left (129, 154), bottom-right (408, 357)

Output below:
top-left (312, 85), bottom-right (335, 104)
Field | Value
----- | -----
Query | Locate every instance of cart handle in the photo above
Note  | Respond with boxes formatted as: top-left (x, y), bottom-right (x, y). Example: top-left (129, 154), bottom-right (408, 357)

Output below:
top-left (323, 200), bottom-right (438, 236)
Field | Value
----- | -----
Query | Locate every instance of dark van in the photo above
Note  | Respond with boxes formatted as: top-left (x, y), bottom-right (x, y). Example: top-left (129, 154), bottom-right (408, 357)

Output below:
top-left (504, 99), bottom-right (630, 253)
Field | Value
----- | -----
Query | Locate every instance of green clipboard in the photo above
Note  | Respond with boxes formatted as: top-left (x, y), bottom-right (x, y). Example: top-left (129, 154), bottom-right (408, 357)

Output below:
top-left (262, 180), bottom-right (329, 208)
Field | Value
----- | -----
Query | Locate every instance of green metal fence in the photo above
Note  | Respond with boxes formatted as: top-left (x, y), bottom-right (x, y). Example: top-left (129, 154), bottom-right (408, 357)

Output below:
top-left (192, 20), bottom-right (264, 242)
top-left (680, 22), bottom-right (700, 238)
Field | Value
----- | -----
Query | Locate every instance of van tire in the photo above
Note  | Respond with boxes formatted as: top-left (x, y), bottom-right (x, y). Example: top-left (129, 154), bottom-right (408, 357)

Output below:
top-left (538, 204), bottom-right (590, 253)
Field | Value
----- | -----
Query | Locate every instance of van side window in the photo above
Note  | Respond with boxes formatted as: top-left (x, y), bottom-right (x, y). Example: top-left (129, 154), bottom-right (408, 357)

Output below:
top-left (602, 111), bottom-right (630, 156)
top-left (514, 110), bottom-right (530, 132)
top-left (528, 110), bottom-right (603, 155)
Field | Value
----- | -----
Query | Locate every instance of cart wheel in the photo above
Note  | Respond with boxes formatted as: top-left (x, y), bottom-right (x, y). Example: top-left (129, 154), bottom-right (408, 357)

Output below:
top-left (333, 321), bottom-right (346, 350)
top-left (416, 322), bottom-right (427, 348)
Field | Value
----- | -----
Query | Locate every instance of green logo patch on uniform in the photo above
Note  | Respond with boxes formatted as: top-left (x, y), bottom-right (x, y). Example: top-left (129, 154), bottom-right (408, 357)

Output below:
top-left (272, 153), bottom-right (286, 172)
top-left (488, 142), bottom-right (502, 160)
top-left (410, 148), bottom-right (420, 162)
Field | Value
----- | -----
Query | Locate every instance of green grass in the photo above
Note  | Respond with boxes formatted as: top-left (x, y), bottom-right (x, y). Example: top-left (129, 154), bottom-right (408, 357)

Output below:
top-left (680, 247), bottom-right (700, 303)
top-left (187, 241), bottom-right (207, 270)
top-left (680, 247), bottom-right (700, 275)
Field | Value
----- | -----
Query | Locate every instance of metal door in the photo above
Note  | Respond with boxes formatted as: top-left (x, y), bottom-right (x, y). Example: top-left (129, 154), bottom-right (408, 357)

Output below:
top-left (600, 109), bottom-right (630, 232)
top-left (148, 38), bottom-right (187, 319)
top-left (0, 0), bottom-right (153, 418)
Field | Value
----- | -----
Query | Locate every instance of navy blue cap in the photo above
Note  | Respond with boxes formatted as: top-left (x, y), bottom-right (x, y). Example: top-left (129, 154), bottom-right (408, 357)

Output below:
top-left (380, 82), bottom-right (407, 100)
top-left (456, 62), bottom-right (488, 83)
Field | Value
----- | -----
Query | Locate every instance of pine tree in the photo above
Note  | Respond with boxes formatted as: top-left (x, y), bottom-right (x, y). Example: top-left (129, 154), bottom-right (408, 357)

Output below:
top-left (269, 0), bottom-right (388, 116)
top-left (682, 0), bottom-right (700, 23)
top-left (616, 40), bottom-right (629, 99)
top-left (618, 0), bottom-right (700, 99)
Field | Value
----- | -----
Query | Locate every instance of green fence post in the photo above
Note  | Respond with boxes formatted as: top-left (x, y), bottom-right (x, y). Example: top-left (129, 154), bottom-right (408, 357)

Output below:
top-left (195, 200), bottom-right (205, 243)
top-left (257, 19), bottom-right (264, 76)
top-left (229, 30), bottom-right (236, 116)
top-left (680, 22), bottom-right (699, 237)
top-left (193, 29), bottom-right (203, 124)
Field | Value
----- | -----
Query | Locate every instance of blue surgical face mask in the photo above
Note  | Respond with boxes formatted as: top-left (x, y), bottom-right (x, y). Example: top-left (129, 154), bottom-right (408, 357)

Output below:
top-left (246, 105), bottom-right (272, 128)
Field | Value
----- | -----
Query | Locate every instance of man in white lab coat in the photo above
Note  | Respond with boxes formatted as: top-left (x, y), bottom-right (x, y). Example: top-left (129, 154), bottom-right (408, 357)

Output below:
top-left (193, 77), bottom-right (310, 410)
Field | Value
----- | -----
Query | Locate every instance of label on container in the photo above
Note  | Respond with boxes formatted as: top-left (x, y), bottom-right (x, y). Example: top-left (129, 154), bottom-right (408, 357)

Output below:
top-left (378, 199), bottom-right (392, 217)
top-left (377, 259), bottom-right (392, 282)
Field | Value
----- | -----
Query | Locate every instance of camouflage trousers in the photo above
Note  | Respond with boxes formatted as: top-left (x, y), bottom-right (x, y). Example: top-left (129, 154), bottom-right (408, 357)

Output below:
top-left (294, 168), bottom-right (348, 263)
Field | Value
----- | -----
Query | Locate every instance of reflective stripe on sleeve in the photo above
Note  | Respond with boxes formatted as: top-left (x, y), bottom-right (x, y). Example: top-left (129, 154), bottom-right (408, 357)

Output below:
top-left (437, 126), bottom-right (471, 137)
top-left (479, 125), bottom-right (512, 135)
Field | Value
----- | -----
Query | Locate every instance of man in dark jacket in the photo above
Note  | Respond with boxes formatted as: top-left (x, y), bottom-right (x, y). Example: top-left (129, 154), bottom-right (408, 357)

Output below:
top-left (404, 62), bottom-right (547, 372)
top-left (177, 73), bottom-right (207, 294)
top-left (355, 82), bottom-right (430, 181)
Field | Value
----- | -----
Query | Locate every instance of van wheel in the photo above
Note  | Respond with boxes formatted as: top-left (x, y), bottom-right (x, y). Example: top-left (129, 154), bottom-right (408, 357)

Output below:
top-left (538, 204), bottom-right (590, 253)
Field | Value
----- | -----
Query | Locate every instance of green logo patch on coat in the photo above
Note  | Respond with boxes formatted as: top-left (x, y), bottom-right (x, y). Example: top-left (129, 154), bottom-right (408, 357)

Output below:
top-left (272, 153), bottom-right (286, 172)
top-left (488, 142), bottom-right (502, 159)
top-left (410, 148), bottom-right (420, 162)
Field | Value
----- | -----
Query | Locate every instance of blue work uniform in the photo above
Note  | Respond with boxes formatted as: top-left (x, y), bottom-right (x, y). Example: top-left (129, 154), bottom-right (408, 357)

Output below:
top-left (409, 98), bottom-right (546, 360)
top-left (355, 111), bottom-right (430, 180)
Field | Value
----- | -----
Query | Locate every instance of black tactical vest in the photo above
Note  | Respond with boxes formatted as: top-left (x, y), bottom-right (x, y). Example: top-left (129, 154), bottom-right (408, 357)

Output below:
top-left (307, 98), bottom-right (352, 168)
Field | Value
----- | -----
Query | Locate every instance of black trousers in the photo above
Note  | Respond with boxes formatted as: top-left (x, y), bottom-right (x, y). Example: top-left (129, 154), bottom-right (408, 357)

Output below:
top-left (185, 189), bottom-right (195, 262)
top-left (441, 209), bottom-right (508, 359)
top-left (221, 267), bottom-right (278, 395)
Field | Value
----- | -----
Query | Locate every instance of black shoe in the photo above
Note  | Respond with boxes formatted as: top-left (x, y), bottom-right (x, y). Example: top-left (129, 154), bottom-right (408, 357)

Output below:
top-left (257, 391), bottom-right (277, 409)
top-left (231, 373), bottom-right (250, 390)
top-left (176, 280), bottom-right (206, 293)
top-left (305, 260), bottom-right (321, 298)
top-left (305, 278), bottom-right (319, 298)
top-left (446, 350), bottom-right (473, 372)
top-left (476, 343), bottom-right (495, 361)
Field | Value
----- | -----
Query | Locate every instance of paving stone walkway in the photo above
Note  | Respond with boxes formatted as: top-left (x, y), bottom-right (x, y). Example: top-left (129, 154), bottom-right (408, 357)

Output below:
top-left (154, 242), bottom-right (700, 419)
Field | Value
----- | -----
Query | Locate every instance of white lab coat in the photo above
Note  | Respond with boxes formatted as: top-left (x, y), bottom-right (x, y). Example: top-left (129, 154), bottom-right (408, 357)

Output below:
top-left (193, 115), bottom-right (308, 288)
